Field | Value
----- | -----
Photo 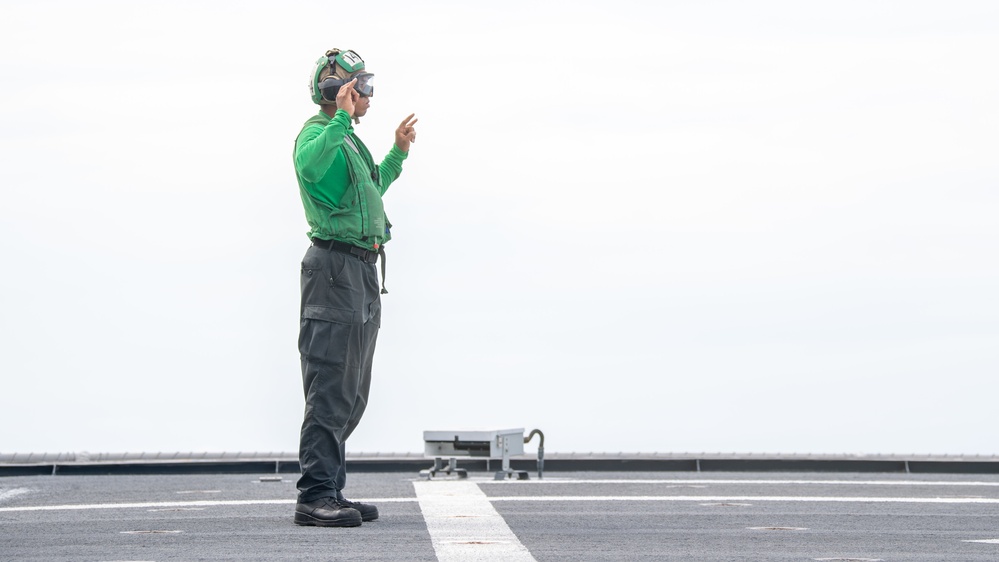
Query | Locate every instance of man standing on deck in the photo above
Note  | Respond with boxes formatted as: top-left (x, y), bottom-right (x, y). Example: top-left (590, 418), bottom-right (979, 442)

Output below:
top-left (292, 48), bottom-right (417, 527)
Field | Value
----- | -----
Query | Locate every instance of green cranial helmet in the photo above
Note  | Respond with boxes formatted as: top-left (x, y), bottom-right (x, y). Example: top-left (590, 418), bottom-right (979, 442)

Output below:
top-left (309, 49), bottom-right (374, 105)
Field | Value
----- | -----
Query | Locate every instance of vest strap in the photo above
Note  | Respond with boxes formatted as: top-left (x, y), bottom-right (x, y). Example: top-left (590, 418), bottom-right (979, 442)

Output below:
top-left (378, 246), bottom-right (388, 294)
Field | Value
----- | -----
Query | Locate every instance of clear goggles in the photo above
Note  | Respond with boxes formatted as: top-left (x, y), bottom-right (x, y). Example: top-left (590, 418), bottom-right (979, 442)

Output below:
top-left (352, 73), bottom-right (375, 97)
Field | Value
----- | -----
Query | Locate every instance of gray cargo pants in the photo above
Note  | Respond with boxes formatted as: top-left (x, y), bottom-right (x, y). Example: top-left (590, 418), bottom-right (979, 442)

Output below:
top-left (297, 244), bottom-right (381, 502)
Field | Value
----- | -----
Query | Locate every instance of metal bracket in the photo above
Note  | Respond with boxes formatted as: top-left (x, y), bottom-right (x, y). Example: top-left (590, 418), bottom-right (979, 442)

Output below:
top-left (419, 456), bottom-right (468, 480)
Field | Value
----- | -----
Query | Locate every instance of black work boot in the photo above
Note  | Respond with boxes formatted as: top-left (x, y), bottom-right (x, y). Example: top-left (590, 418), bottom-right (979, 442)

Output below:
top-left (294, 496), bottom-right (363, 527)
top-left (336, 490), bottom-right (379, 522)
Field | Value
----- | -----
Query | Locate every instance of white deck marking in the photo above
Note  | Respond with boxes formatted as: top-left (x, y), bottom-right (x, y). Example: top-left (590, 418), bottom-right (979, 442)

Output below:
top-left (813, 558), bottom-right (884, 561)
top-left (488, 495), bottom-right (999, 504)
top-left (0, 488), bottom-right (32, 502)
top-left (414, 481), bottom-right (536, 562)
top-left (0, 498), bottom-right (411, 513)
top-left (480, 478), bottom-right (999, 487)
top-left (6, 488), bottom-right (999, 513)
top-left (963, 539), bottom-right (999, 544)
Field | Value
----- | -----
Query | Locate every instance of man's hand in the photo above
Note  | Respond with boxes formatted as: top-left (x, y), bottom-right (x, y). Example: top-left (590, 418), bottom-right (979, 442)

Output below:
top-left (336, 78), bottom-right (359, 117)
top-left (395, 114), bottom-right (418, 152)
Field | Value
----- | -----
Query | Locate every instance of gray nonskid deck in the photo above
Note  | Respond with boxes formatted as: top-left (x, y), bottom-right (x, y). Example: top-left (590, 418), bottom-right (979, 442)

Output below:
top-left (4, 471), bottom-right (999, 561)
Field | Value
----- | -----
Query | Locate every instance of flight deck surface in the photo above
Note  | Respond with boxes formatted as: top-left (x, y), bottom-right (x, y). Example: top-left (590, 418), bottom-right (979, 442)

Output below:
top-left (4, 471), bottom-right (999, 560)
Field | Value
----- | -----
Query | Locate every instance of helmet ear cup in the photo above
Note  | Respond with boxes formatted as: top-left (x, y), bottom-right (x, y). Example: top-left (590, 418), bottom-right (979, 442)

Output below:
top-left (312, 57), bottom-right (344, 104)
top-left (318, 77), bottom-right (347, 102)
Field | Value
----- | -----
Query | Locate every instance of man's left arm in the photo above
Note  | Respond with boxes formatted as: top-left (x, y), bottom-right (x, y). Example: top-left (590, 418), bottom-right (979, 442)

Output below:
top-left (377, 114), bottom-right (418, 195)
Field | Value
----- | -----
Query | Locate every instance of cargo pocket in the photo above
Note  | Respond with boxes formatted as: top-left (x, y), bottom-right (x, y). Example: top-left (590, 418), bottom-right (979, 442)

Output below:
top-left (301, 251), bottom-right (348, 307)
top-left (299, 305), bottom-right (356, 366)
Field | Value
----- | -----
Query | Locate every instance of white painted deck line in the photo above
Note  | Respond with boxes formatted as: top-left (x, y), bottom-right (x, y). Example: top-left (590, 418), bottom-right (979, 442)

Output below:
top-left (488, 495), bottom-right (999, 504)
top-left (413, 480), bottom-right (536, 562)
top-left (0, 498), bottom-right (411, 513)
top-left (480, 479), bottom-right (999, 487)
top-left (7, 491), bottom-right (999, 513)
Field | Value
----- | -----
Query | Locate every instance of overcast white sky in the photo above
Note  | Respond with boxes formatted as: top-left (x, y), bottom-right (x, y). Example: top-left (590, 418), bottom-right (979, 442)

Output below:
top-left (2, 0), bottom-right (997, 457)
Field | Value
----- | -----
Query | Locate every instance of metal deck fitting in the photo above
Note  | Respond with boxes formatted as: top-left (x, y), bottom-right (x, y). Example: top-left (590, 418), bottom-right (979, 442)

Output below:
top-left (422, 428), bottom-right (530, 480)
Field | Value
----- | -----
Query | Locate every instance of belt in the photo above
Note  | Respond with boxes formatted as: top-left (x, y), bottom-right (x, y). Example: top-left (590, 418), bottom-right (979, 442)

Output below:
top-left (311, 238), bottom-right (379, 264)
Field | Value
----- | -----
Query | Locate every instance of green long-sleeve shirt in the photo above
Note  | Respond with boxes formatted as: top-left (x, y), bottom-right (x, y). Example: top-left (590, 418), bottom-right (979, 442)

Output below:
top-left (294, 109), bottom-right (408, 245)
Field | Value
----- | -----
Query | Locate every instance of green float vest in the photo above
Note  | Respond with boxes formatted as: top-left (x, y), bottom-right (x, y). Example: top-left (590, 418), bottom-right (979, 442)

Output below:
top-left (296, 114), bottom-right (391, 250)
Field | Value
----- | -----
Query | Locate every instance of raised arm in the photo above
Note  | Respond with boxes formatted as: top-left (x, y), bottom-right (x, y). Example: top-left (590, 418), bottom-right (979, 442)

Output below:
top-left (295, 110), bottom-right (352, 183)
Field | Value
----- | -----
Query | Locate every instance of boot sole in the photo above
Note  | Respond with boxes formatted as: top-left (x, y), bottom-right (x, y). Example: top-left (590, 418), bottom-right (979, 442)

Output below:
top-left (294, 511), bottom-right (363, 527)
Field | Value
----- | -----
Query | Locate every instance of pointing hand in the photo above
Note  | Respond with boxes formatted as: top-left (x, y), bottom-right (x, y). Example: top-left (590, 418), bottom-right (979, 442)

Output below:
top-left (395, 114), bottom-right (418, 152)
